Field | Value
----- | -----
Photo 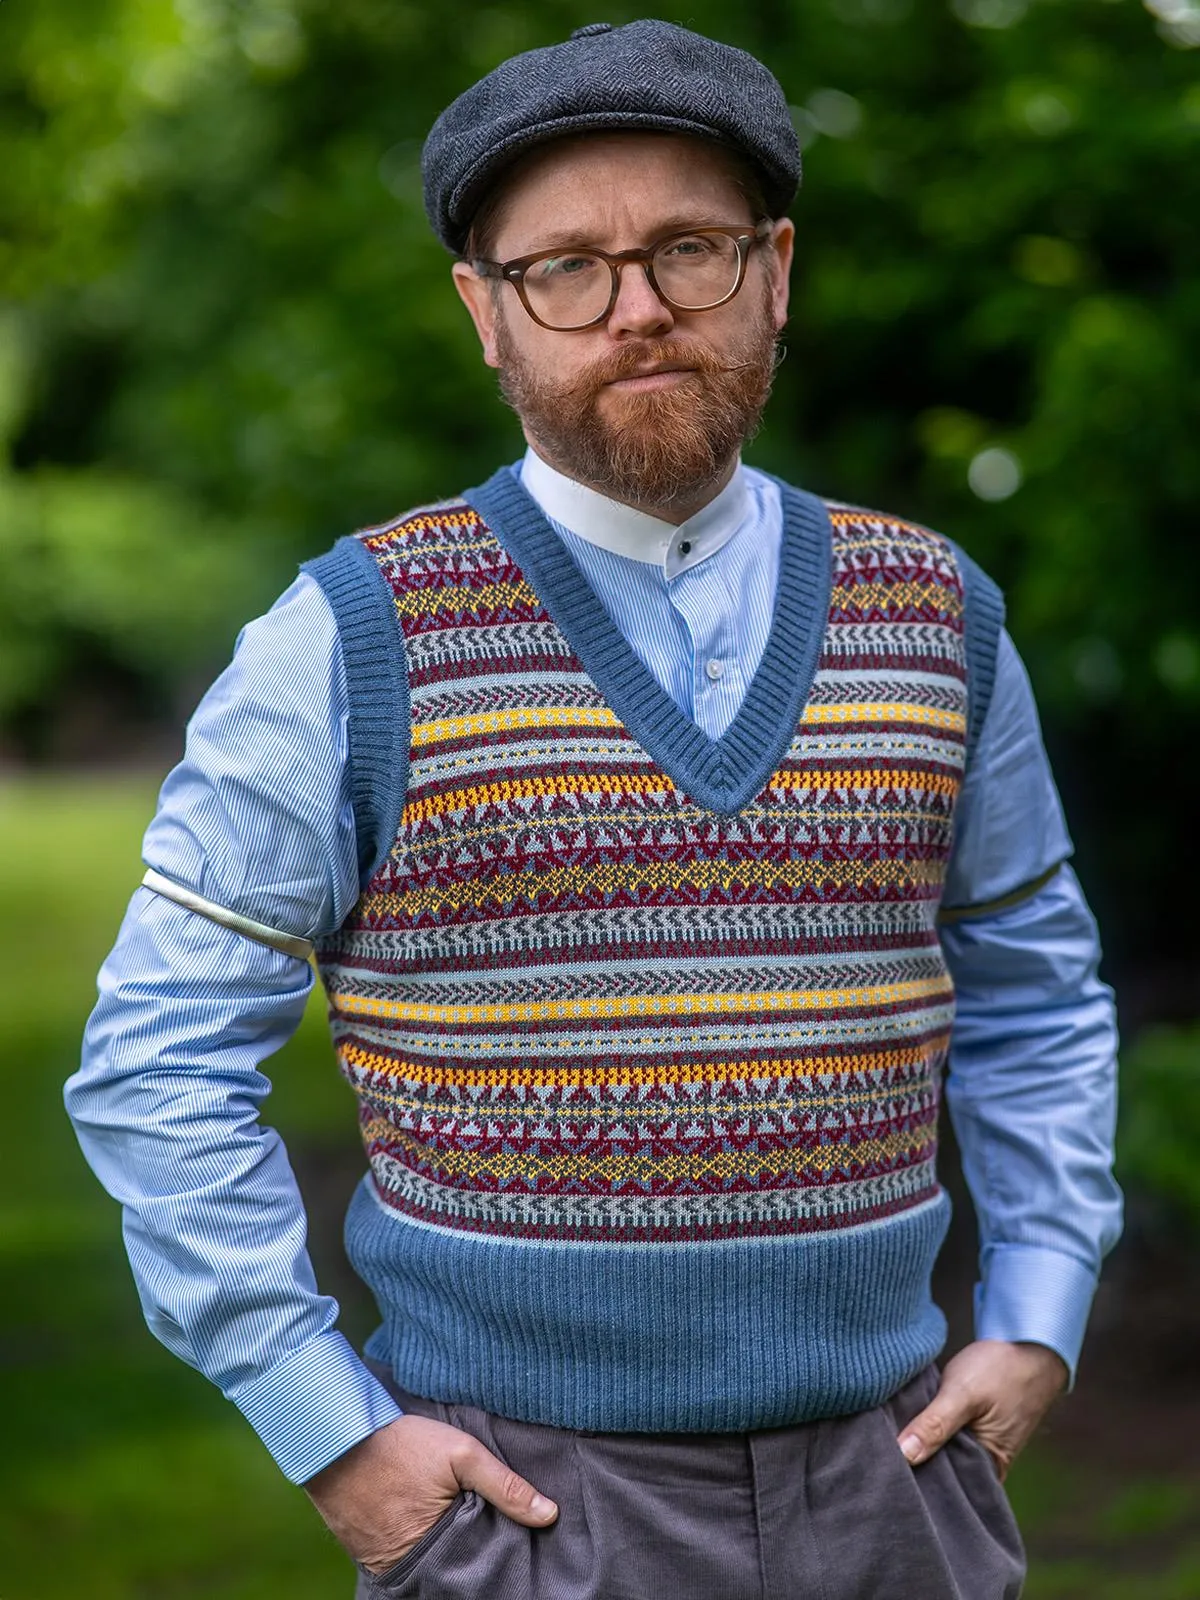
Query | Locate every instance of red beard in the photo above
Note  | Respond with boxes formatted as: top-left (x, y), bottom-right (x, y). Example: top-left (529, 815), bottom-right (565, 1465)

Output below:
top-left (495, 291), bottom-right (780, 514)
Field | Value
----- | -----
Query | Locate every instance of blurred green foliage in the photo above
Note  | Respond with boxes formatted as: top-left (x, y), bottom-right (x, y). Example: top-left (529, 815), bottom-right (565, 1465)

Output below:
top-left (1, 0), bottom-right (1198, 704)
top-left (1119, 1023), bottom-right (1200, 1229)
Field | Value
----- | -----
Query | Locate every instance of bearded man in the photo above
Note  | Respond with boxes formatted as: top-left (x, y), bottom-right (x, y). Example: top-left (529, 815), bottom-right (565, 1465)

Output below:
top-left (68, 21), bottom-right (1121, 1600)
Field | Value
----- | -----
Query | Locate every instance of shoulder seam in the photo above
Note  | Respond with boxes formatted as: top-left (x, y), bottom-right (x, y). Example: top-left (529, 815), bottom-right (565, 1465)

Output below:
top-left (823, 502), bottom-right (955, 551)
top-left (356, 497), bottom-right (474, 538)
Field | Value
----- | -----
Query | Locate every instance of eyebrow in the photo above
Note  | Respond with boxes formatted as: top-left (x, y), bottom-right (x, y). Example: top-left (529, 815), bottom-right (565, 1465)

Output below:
top-left (516, 216), bottom-right (744, 255)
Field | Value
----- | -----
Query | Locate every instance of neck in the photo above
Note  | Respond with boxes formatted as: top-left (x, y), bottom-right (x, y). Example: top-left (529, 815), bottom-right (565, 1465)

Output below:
top-left (522, 432), bottom-right (739, 525)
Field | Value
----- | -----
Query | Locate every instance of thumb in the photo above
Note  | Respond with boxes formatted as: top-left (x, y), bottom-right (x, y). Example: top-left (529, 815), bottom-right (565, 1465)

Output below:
top-left (453, 1440), bottom-right (559, 1528)
top-left (897, 1379), bottom-right (977, 1467)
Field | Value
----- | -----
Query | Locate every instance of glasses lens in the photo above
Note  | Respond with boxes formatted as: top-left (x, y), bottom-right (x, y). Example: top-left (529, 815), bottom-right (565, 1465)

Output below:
top-left (522, 252), bottom-right (612, 329)
top-left (652, 233), bottom-right (741, 310)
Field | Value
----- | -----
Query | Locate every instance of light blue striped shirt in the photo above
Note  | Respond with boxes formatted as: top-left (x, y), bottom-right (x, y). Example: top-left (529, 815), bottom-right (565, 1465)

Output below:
top-left (66, 458), bottom-right (1122, 1483)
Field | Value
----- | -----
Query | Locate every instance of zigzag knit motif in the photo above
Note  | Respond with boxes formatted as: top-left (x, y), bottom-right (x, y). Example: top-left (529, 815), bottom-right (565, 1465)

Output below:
top-left (316, 500), bottom-right (967, 1246)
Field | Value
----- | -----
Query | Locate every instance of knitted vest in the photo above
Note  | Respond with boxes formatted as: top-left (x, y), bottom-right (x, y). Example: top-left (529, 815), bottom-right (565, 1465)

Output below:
top-left (305, 466), bottom-right (1003, 1432)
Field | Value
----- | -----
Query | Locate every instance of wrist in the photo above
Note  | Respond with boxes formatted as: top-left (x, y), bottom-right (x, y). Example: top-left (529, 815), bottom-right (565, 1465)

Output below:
top-left (1014, 1340), bottom-right (1070, 1390)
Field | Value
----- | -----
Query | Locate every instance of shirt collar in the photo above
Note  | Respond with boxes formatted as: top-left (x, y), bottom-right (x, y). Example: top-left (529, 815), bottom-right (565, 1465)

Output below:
top-left (519, 447), bottom-right (750, 580)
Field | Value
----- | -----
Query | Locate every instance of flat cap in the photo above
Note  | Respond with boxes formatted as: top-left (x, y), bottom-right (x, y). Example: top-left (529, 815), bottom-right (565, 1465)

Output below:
top-left (422, 20), bottom-right (801, 255)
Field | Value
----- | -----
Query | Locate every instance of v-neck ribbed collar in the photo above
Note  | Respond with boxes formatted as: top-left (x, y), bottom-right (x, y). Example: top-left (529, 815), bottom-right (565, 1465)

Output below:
top-left (463, 465), bottom-right (833, 816)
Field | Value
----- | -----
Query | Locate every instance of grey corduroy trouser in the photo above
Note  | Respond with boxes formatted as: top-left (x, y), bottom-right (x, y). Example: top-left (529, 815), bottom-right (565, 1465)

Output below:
top-left (352, 1363), bottom-right (1025, 1600)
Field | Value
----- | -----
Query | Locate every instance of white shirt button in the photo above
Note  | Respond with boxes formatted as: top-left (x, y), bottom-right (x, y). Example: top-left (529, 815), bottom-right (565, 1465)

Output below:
top-left (705, 658), bottom-right (725, 681)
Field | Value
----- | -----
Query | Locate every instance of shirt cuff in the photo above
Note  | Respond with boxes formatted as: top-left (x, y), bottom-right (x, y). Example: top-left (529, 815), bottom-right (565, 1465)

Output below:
top-left (973, 1243), bottom-right (1099, 1389)
top-left (229, 1330), bottom-right (403, 1483)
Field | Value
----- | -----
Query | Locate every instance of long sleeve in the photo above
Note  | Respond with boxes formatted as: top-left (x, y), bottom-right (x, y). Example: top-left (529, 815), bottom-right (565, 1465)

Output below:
top-left (940, 631), bottom-right (1122, 1379)
top-left (65, 574), bottom-right (402, 1482)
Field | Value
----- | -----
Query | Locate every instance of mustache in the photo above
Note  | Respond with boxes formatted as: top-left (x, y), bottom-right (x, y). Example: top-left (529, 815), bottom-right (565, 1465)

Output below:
top-left (561, 340), bottom-right (755, 397)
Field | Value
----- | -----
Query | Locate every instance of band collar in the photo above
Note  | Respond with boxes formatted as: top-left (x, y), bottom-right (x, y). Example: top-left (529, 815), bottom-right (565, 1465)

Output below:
top-left (519, 447), bottom-right (751, 579)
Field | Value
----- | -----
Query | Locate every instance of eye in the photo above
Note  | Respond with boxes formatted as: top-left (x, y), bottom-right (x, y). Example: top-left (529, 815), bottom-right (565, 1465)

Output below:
top-left (659, 234), bottom-right (719, 259)
top-left (532, 253), bottom-right (601, 280)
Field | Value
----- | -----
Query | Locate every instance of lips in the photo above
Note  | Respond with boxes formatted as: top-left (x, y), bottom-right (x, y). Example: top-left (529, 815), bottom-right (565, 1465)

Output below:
top-left (619, 364), bottom-right (694, 380)
top-left (603, 364), bottom-right (698, 390)
top-left (569, 340), bottom-right (718, 399)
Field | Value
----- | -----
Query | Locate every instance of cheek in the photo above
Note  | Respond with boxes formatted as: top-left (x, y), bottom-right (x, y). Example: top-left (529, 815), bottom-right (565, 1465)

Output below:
top-left (504, 318), bottom-right (611, 393)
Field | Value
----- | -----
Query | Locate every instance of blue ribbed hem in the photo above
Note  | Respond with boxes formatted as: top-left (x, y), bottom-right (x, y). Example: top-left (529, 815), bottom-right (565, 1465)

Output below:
top-left (229, 1329), bottom-right (402, 1483)
top-left (348, 1180), bottom-right (951, 1431)
top-left (974, 1243), bottom-right (1098, 1389)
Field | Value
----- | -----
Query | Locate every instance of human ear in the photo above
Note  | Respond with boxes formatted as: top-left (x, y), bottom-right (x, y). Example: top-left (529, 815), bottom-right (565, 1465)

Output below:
top-left (765, 218), bottom-right (795, 331)
top-left (451, 262), bottom-right (502, 369)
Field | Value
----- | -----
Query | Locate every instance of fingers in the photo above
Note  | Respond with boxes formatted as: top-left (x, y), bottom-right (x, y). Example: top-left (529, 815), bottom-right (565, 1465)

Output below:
top-left (896, 1340), bottom-right (1069, 1474)
top-left (454, 1439), bottom-right (559, 1527)
top-left (897, 1381), bottom-right (978, 1467)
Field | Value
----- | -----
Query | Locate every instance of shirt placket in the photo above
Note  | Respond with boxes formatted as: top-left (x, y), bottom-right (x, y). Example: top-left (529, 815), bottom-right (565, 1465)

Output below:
top-left (667, 561), bottom-right (742, 740)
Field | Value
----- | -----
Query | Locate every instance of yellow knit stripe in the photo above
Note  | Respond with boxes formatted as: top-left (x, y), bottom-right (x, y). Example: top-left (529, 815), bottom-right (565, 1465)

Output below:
top-left (366, 1123), bottom-right (935, 1181)
top-left (393, 579), bottom-right (543, 624)
top-left (337, 1037), bottom-right (950, 1090)
top-left (827, 580), bottom-right (960, 611)
top-left (771, 765), bottom-right (959, 795)
top-left (383, 559), bottom-right (955, 624)
top-left (801, 702), bottom-right (965, 733)
top-left (404, 770), bottom-right (673, 821)
top-left (359, 855), bottom-right (947, 920)
top-left (400, 765), bottom-right (959, 827)
top-left (331, 976), bottom-right (949, 1028)
top-left (410, 705), bottom-right (622, 748)
top-left (409, 701), bottom-right (964, 752)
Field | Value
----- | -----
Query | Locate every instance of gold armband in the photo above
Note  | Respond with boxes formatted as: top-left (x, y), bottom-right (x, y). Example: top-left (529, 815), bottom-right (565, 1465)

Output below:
top-left (141, 868), bottom-right (315, 961)
top-left (937, 862), bottom-right (1063, 926)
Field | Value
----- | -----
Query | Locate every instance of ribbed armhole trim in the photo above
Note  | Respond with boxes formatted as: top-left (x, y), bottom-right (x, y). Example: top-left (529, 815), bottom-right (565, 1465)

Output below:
top-left (950, 541), bottom-right (1006, 770)
top-left (302, 536), bottom-right (410, 888)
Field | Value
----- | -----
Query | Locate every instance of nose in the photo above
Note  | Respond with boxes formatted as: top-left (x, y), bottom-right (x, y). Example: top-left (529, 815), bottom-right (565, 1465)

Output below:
top-left (606, 261), bottom-right (675, 339)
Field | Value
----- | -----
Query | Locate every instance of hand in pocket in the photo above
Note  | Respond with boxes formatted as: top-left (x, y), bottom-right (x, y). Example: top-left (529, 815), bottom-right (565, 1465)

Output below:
top-left (304, 1412), bottom-right (559, 1574)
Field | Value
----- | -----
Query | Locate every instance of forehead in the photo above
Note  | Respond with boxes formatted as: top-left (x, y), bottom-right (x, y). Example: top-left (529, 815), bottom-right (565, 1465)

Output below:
top-left (484, 132), bottom-right (754, 254)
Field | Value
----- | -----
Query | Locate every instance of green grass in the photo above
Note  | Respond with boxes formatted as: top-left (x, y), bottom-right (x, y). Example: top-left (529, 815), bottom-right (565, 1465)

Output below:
top-left (2, 774), bottom-right (1196, 1598)
top-left (1008, 1456), bottom-right (1200, 1599)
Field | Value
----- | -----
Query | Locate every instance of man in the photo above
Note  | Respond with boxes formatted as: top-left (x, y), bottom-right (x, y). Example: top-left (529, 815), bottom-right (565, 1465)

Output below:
top-left (68, 20), bottom-right (1121, 1599)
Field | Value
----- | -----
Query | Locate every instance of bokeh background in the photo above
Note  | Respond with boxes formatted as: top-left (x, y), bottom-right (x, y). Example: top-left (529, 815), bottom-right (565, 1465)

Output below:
top-left (2, 0), bottom-right (1199, 1594)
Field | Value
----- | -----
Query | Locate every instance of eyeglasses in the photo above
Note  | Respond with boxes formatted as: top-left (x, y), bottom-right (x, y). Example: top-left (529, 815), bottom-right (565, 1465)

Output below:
top-left (471, 220), bottom-right (774, 332)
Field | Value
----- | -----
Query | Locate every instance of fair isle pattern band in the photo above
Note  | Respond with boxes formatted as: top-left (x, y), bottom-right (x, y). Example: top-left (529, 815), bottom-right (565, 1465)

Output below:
top-left (317, 500), bottom-right (968, 1244)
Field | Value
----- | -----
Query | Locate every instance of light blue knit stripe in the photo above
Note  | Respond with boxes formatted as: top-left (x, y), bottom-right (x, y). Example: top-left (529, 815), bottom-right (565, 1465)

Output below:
top-left (347, 1009), bottom-right (956, 1058)
top-left (344, 903), bottom-right (938, 960)
top-left (332, 947), bottom-right (942, 989)
top-left (408, 669), bottom-right (609, 708)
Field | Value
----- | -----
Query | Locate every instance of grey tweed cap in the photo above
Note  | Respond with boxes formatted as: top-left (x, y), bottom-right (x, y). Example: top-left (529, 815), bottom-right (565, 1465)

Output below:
top-left (422, 20), bottom-right (801, 255)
